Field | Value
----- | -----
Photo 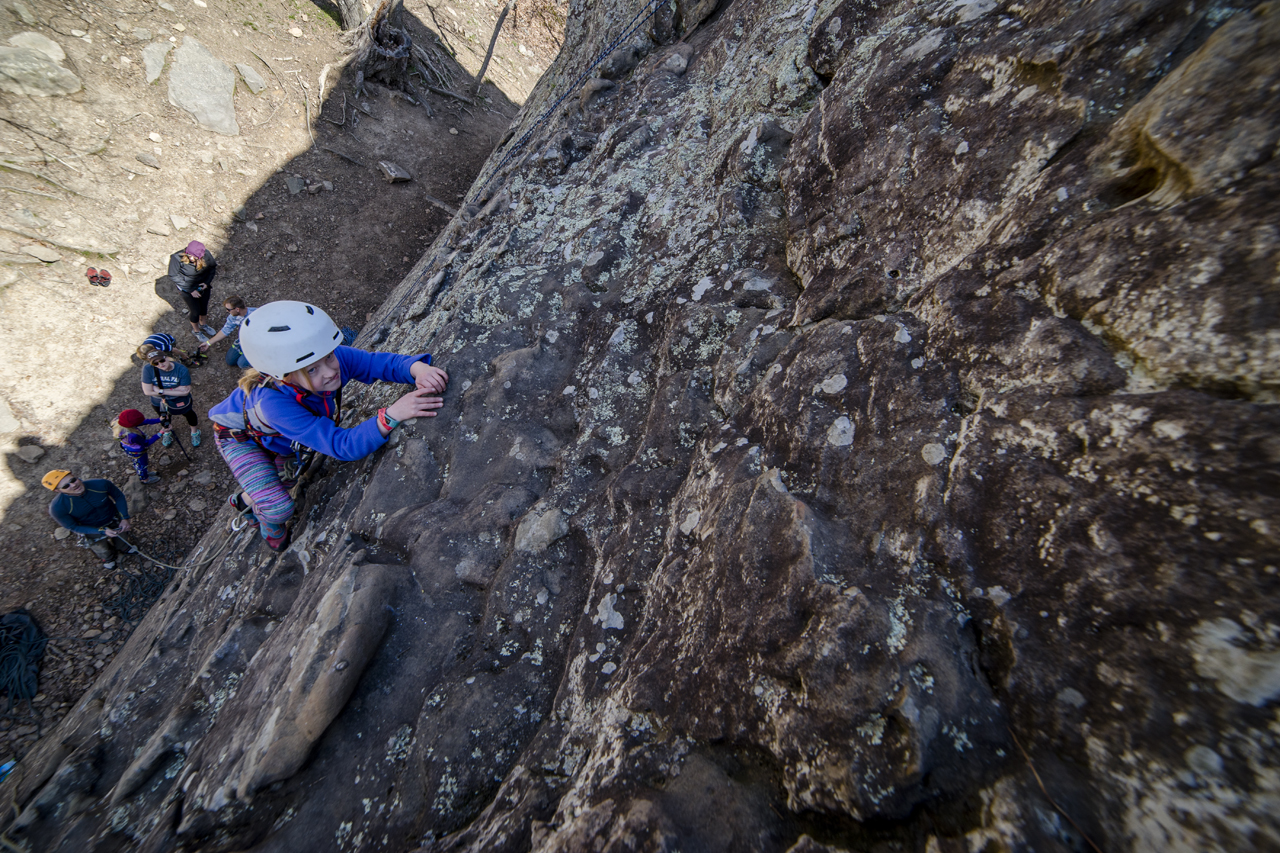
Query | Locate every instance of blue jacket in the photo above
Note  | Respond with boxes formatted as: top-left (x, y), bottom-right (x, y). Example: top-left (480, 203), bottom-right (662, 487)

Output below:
top-left (207, 346), bottom-right (430, 461)
top-left (49, 479), bottom-right (129, 537)
top-left (120, 420), bottom-right (164, 458)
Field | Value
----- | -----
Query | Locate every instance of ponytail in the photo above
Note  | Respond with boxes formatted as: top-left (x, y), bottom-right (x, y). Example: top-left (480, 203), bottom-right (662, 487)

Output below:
top-left (237, 368), bottom-right (272, 395)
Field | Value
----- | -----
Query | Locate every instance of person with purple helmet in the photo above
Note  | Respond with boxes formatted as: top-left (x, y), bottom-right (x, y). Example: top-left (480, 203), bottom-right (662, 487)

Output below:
top-left (167, 240), bottom-right (218, 344)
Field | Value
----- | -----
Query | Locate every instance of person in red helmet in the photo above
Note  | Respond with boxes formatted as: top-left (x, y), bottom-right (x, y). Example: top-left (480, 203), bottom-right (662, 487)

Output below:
top-left (112, 409), bottom-right (163, 485)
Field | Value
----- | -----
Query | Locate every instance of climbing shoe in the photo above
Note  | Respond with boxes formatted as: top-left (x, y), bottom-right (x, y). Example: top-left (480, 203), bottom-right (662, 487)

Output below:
top-left (161, 430), bottom-right (173, 447)
top-left (190, 429), bottom-right (202, 447)
top-left (228, 493), bottom-right (260, 530)
top-left (264, 527), bottom-right (292, 552)
top-left (141, 474), bottom-right (161, 485)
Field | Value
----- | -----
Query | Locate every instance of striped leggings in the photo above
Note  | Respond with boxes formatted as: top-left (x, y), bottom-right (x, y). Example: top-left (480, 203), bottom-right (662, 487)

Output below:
top-left (216, 436), bottom-right (293, 538)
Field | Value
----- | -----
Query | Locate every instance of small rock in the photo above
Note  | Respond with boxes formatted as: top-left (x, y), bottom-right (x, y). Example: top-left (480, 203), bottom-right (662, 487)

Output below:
top-left (285, 175), bottom-right (306, 194)
top-left (142, 41), bottom-right (172, 83)
top-left (148, 131), bottom-right (162, 142)
top-left (286, 243), bottom-right (298, 252)
top-left (16, 444), bottom-right (45, 462)
top-left (288, 27), bottom-right (303, 38)
top-left (170, 213), bottom-right (190, 230)
top-left (10, 1), bottom-right (35, 25)
top-left (133, 27), bottom-right (152, 40)
top-left (188, 499), bottom-right (206, 512)
top-left (163, 509), bottom-right (177, 521)
top-left (194, 470), bottom-right (212, 485)
top-left (10, 208), bottom-right (44, 228)
top-left (82, 629), bottom-right (101, 639)
top-left (322, 180), bottom-right (333, 191)
top-left (235, 61), bottom-right (265, 94)
top-left (662, 52), bottom-right (688, 75)
top-left (172, 23), bottom-right (185, 32)
top-left (159, 455), bottom-right (173, 467)
top-left (53, 527), bottom-right (70, 540)
top-left (159, 0), bottom-right (175, 9)
top-left (377, 161), bottom-right (412, 183)
top-left (7, 524), bottom-right (20, 532)
top-left (21, 244), bottom-right (59, 262)
top-left (307, 183), bottom-right (322, 194)
top-left (449, 127), bottom-right (458, 135)
top-left (146, 221), bottom-right (171, 236)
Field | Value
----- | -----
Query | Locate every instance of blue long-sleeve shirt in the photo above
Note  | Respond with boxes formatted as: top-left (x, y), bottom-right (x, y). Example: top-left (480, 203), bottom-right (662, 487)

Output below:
top-left (49, 479), bottom-right (129, 537)
top-left (120, 420), bottom-right (164, 458)
top-left (207, 346), bottom-right (430, 461)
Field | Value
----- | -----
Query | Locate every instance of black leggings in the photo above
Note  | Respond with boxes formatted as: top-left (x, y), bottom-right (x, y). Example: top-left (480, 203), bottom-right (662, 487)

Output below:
top-left (179, 288), bottom-right (212, 324)
top-left (152, 404), bottom-right (198, 427)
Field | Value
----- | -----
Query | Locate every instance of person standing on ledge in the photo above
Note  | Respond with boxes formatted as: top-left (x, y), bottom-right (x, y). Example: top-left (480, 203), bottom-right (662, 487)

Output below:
top-left (44, 471), bottom-right (135, 569)
top-left (168, 240), bottom-right (218, 344)
top-left (208, 300), bottom-right (449, 552)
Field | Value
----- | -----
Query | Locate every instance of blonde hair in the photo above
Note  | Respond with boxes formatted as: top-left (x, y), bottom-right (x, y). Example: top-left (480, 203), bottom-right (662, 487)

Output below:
top-left (180, 252), bottom-right (207, 271)
top-left (236, 367), bottom-right (317, 395)
top-left (110, 417), bottom-right (141, 440)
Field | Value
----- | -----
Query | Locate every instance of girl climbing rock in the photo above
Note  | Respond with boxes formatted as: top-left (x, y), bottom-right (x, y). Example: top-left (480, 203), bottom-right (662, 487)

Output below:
top-left (141, 350), bottom-right (202, 448)
top-left (113, 409), bottom-right (163, 484)
top-left (167, 240), bottom-right (218, 344)
top-left (208, 300), bottom-right (448, 551)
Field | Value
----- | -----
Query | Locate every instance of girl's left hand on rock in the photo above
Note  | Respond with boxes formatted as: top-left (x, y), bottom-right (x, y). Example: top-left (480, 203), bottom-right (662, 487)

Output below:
top-left (411, 363), bottom-right (449, 395)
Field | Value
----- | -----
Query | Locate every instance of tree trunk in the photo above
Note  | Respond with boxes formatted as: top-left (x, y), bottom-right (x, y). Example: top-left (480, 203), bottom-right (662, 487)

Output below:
top-left (334, 0), bottom-right (366, 31)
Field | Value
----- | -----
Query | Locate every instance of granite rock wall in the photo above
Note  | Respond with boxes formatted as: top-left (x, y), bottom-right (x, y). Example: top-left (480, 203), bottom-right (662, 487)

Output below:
top-left (4, 0), bottom-right (1277, 851)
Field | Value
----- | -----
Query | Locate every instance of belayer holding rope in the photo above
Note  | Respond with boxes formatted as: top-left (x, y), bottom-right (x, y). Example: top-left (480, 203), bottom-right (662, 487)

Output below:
top-left (43, 470), bottom-right (136, 569)
top-left (112, 409), bottom-right (164, 485)
top-left (208, 300), bottom-right (448, 551)
top-left (141, 348), bottom-right (202, 448)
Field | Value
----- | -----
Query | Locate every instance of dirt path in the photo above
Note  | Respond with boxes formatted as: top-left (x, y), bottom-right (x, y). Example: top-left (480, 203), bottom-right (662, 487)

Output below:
top-left (0, 0), bottom-right (561, 762)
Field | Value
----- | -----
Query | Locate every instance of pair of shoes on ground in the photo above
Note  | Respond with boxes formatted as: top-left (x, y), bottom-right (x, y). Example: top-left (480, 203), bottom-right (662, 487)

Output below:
top-left (141, 474), bottom-right (162, 484)
top-left (85, 267), bottom-right (112, 286)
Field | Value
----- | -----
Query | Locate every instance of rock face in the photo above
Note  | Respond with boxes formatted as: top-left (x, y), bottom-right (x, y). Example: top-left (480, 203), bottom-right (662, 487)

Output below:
top-left (5, 1), bottom-right (1278, 852)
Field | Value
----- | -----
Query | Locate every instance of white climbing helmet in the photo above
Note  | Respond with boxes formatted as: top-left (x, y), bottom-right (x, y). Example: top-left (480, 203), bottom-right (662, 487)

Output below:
top-left (239, 300), bottom-right (343, 379)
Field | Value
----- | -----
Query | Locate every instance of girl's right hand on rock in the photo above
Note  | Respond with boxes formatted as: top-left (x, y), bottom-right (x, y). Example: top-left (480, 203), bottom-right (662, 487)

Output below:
top-left (387, 388), bottom-right (445, 422)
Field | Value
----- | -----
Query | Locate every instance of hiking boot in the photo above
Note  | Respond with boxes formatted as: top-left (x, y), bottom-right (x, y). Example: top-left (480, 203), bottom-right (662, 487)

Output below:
top-left (200, 323), bottom-right (217, 337)
top-left (161, 430), bottom-right (173, 447)
top-left (141, 474), bottom-right (162, 484)
top-left (190, 428), bottom-right (202, 447)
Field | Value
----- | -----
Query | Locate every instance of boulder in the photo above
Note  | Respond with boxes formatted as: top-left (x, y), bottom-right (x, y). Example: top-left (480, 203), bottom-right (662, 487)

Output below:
top-left (0, 46), bottom-right (80, 97)
top-left (167, 38), bottom-right (238, 135)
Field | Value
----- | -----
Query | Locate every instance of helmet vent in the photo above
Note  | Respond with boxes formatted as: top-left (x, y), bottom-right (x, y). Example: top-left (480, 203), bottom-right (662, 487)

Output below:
top-left (295, 351), bottom-right (316, 363)
top-left (305, 305), bottom-right (315, 315)
top-left (268, 325), bottom-right (292, 332)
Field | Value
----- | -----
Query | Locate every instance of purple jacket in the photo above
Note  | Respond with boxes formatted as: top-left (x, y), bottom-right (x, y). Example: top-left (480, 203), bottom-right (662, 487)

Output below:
top-left (207, 346), bottom-right (430, 461)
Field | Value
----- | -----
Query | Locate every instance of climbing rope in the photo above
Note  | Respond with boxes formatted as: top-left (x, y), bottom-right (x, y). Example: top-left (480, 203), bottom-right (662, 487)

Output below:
top-left (369, 0), bottom-right (674, 336)
top-left (0, 611), bottom-right (46, 725)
